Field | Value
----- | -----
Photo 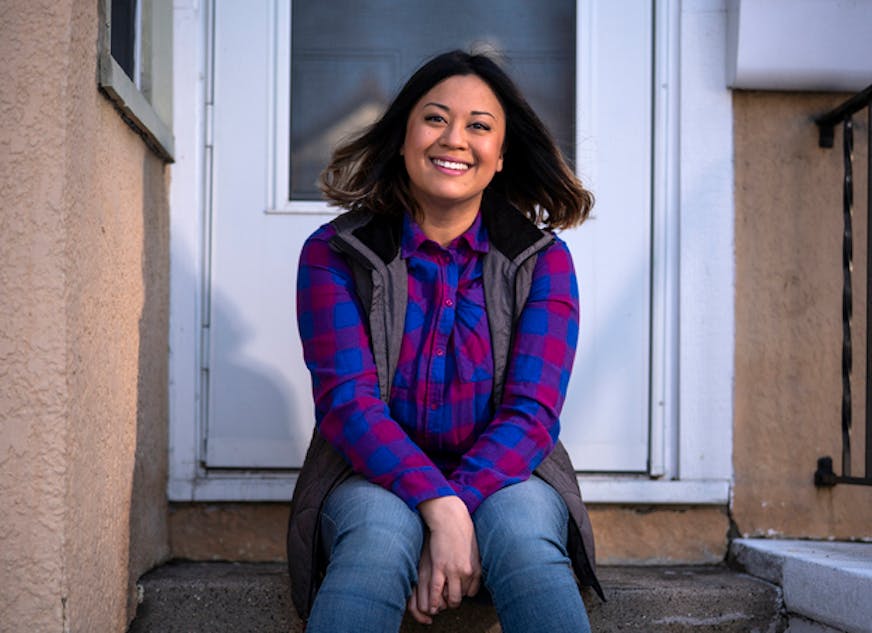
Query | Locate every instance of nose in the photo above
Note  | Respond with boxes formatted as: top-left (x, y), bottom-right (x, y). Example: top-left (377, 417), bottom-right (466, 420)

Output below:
top-left (439, 121), bottom-right (467, 149)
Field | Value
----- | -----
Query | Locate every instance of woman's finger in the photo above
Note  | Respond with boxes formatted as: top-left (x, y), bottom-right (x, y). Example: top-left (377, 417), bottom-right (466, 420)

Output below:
top-left (408, 590), bottom-right (433, 625)
top-left (464, 568), bottom-right (481, 598)
top-left (417, 577), bottom-right (430, 617)
top-left (444, 574), bottom-right (463, 609)
top-left (428, 570), bottom-right (446, 614)
top-left (463, 539), bottom-right (482, 598)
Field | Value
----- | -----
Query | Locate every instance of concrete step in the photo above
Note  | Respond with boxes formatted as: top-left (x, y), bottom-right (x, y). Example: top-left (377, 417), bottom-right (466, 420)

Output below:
top-left (731, 539), bottom-right (872, 633)
top-left (128, 562), bottom-right (785, 633)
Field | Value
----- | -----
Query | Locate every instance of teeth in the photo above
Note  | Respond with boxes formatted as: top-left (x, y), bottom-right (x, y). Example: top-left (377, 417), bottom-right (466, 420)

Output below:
top-left (432, 158), bottom-right (469, 171)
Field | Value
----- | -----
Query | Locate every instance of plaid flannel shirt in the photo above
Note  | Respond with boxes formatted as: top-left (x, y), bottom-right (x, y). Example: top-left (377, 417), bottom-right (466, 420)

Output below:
top-left (296, 212), bottom-right (579, 514)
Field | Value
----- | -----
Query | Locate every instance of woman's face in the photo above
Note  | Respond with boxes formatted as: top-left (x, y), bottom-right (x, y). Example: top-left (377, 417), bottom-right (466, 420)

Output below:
top-left (401, 74), bottom-right (505, 217)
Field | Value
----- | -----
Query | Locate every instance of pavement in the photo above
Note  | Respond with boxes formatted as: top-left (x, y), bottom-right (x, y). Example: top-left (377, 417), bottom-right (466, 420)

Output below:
top-left (731, 538), bottom-right (872, 633)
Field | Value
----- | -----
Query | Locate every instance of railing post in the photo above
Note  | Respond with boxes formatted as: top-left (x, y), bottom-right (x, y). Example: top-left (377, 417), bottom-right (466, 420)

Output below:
top-left (842, 116), bottom-right (854, 477)
top-left (867, 103), bottom-right (872, 479)
top-left (814, 84), bottom-right (872, 488)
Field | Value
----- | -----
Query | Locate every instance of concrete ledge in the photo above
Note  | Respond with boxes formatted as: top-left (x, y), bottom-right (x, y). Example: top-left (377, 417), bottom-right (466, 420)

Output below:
top-left (128, 562), bottom-right (297, 632)
top-left (128, 562), bottom-right (784, 632)
top-left (731, 539), bottom-right (872, 633)
top-left (586, 566), bottom-right (784, 632)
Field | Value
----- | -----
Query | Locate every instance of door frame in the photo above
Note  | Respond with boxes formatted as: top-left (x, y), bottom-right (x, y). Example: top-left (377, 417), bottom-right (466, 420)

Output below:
top-left (168, 0), bottom-right (734, 504)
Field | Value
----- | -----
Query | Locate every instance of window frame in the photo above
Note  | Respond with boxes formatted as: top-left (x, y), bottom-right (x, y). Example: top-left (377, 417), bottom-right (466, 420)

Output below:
top-left (98, 0), bottom-right (174, 162)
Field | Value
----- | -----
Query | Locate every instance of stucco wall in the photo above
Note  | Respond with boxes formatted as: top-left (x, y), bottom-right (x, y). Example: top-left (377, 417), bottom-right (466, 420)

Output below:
top-left (733, 91), bottom-right (872, 538)
top-left (0, 1), bottom-right (170, 630)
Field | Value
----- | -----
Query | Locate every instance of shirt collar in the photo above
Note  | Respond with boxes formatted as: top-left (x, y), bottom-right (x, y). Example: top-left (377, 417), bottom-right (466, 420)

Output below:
top-left (401, 212), bottom-right (490, 258)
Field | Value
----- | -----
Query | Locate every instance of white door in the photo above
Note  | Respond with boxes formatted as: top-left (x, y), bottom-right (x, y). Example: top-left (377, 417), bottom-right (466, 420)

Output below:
top-left (204, 0), bottom-right (652, 474)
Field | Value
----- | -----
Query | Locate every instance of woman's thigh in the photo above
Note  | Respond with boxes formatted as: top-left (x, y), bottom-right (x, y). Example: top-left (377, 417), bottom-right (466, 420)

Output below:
top-left (473, 475), bottom-right (570, 568)
top-left (306, 476), bottom-right (424, 633)
top-left (472, 476), bottom-right (590, 633)
top-left (320, 475), bottom-right (424, 572)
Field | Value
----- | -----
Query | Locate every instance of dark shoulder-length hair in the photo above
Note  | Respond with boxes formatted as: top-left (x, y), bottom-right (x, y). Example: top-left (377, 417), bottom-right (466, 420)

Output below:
top-left (319, 49), bottom-right (592, 230)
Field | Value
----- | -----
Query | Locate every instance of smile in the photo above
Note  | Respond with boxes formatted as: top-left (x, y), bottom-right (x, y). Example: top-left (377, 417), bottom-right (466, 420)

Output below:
top-left (431, 157), bottom-right (470, 171)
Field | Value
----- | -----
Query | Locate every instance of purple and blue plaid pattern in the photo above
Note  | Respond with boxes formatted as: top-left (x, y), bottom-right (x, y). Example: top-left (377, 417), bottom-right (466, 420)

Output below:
top-left (297, 213), bottom-right (579, 514)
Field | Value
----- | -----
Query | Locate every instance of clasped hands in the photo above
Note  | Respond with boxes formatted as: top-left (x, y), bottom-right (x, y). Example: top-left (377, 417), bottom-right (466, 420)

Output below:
top-left (408, 496), bottom-right (481, 625)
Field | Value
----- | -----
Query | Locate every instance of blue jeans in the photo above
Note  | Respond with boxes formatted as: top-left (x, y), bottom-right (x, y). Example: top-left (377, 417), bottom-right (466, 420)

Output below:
top-left (305, 475), bottom-right (591, 633)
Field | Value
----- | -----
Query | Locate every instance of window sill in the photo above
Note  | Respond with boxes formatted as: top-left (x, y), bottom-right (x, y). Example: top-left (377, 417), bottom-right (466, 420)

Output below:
top-left (99, 51), bottom-right (174, 162)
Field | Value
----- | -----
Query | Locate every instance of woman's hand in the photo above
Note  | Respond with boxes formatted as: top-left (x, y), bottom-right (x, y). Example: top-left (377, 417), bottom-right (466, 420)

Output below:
top-left (407, 534), bottom-right (439, 624)
top-left (413, 496), bottom-right (481, 618)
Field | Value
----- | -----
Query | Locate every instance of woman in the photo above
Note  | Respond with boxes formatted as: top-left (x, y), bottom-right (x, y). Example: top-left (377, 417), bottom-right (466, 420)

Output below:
top-left (288, 50), bottom-right (603, 633)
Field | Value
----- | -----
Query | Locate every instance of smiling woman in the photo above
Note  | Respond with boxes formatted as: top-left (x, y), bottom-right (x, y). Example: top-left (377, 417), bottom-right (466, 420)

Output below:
top-left (400, 75), bottom-right (506, 243)
top-left (288, 50), bottom-right (599, 633)
top-left (319, 52), bottom-right (590, 230)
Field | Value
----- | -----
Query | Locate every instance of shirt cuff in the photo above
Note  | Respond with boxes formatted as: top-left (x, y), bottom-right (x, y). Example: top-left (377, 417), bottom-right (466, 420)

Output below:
top-left (390, 467), bottom-right (457, 512)
top-left (449, 481), bottom-right (485, 515)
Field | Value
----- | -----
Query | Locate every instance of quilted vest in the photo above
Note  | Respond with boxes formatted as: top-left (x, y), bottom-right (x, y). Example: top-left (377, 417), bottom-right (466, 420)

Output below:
top-left (287, 192), bottom-right (603, 620)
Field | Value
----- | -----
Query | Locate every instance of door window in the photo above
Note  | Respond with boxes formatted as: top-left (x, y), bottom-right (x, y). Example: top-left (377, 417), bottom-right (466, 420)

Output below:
top-left (288, 0), bottom-right (576, 200)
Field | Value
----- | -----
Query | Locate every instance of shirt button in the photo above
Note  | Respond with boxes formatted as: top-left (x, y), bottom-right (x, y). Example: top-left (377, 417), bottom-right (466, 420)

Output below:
top-left (435, 348), bottom-right (445, 357)
top-left (445, 299), bottom-right (454, 307)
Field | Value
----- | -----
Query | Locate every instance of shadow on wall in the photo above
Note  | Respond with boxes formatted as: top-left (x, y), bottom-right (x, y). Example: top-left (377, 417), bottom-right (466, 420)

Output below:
top-left (126, 152), bottom-right (171, 621)
top-left (202, 279), bottom-right (299, 468)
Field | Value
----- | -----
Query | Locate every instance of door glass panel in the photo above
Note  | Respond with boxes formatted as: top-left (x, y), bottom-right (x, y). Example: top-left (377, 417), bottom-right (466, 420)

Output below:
top-left (289, 0), bottom-right (575, 199)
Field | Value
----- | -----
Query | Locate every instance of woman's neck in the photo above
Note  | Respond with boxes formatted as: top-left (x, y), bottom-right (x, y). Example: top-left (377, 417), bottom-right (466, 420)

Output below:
top-left (417, 200), bottom-right (480, 247)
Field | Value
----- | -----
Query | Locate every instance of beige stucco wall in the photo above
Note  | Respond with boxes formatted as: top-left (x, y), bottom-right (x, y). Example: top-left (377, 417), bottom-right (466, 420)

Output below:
top-left (733, 91), bottom-right (872, 538)
top-left (0, 1), bottom-right (170, 631)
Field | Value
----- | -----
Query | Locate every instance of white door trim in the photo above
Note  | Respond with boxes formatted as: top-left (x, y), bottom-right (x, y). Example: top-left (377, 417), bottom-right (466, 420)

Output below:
top-left (677, 0), bottom-right (734, 483)
top-left (168, 0), bottom-right (209, 500)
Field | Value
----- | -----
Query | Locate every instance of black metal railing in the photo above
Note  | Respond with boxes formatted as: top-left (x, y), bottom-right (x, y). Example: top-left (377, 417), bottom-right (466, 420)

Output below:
top-left (814, 84), bottom-right (872, 487)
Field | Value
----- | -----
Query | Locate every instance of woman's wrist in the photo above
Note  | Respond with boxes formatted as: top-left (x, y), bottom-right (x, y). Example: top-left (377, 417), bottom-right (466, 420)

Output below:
top-left (418, 495), bottom-right (469, 529)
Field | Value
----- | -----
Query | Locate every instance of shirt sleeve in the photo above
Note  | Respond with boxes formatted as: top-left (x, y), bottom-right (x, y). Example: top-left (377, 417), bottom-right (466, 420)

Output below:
top-left (296, 225), bottom-right (456, 510)
top-left (447, 237), bottom-right (580, 514)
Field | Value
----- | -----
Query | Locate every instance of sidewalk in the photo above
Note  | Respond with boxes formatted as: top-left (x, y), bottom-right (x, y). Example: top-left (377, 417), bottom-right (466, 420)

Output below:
top-left (731, 538), bottom-right (872, 633)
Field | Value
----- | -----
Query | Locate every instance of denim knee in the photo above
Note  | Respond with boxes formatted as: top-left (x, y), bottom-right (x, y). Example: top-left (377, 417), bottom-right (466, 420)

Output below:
top-left (320, 476), bottom-right (424, 581)
top-left (473, 475), bottom-right (571, 577)
top-left (306, 478), bottom-right (425, 633)
top-left (471, 477), bottom-right (589, 633)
